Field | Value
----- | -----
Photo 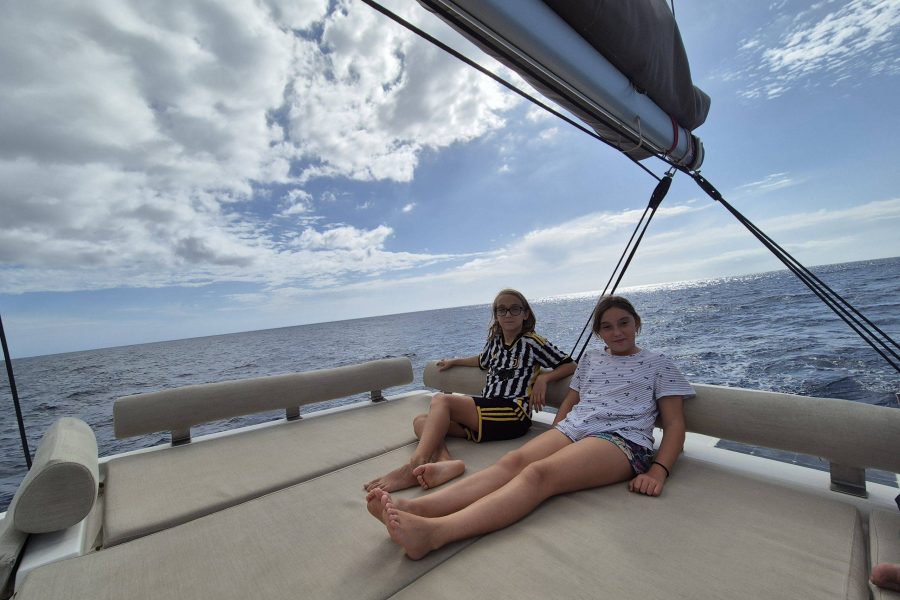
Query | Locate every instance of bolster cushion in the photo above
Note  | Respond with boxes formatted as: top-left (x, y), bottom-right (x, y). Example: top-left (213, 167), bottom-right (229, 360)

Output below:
top-left (9, 417), bottom-right (99, 534)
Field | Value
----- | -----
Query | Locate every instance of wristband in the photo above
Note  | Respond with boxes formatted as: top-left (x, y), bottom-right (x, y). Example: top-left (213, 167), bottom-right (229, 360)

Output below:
top-left (651, 461), bottom-right (670, 478)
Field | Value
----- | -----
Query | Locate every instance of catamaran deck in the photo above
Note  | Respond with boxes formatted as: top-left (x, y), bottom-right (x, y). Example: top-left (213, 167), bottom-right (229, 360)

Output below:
top-left (2, 358), bottom-right (899, 599)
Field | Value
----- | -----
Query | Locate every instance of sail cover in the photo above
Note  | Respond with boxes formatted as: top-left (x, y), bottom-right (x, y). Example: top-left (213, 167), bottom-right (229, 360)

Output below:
top-left (418, 0), bottom-right (709, 169)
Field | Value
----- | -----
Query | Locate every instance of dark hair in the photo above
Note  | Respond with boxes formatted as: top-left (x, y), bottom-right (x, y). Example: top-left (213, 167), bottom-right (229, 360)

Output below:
top-left (592, 295), bottom-right (641, 335)
top-left (488, 288), bottom-right (536, 340)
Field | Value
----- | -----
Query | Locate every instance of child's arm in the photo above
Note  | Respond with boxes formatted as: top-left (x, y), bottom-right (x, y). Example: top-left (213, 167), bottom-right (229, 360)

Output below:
top-left (551, 388), bottom-right (580, 426)
top-left (436, 355), bottom-right (480, 371)
top-left (628, 394), bottom-right (685, 497)
top-left (531, 360), bottom-right (577, 412)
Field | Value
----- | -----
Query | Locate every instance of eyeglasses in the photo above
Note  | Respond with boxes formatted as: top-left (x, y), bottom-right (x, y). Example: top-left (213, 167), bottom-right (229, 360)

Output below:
top-left (495, 305), bottom-right (525, 317)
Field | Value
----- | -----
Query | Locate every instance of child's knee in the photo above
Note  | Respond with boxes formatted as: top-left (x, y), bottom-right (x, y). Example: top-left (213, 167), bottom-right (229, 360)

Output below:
top-left (497, 449), bottom-right (529, 474)
top-left (429, 393), bottom-right (451, 410)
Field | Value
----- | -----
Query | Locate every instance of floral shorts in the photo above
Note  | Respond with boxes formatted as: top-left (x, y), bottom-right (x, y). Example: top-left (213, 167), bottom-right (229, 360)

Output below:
top-left (555, 422), bottom-right (653, 474)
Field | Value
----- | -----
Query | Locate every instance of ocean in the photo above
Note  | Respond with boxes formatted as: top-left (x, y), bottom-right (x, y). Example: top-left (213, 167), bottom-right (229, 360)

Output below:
top-left (1, 257), bottom-right (898, 510)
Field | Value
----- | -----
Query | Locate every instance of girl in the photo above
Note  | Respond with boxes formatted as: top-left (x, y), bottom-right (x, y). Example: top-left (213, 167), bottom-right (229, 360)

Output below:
top-left (364, 288), bottom-right (575, 493)
top-left (367, 295), bottom-right (694, 560)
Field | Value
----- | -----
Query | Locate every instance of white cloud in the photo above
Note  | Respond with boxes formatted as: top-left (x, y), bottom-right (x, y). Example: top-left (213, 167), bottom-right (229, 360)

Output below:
top-left (0, 0), bottom-right (515, 295)
top-left (732, 0), bottom-right (900, 98)
top-left (401, 203), bottom-right (416, 214)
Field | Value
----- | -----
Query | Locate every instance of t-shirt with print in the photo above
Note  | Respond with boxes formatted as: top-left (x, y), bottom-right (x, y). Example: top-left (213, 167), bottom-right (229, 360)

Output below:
top-left (565, 347), bottom-right (694, 449)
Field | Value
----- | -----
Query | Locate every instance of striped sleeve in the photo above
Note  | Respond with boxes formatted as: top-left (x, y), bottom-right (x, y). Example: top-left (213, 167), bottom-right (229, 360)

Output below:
top-left (478, 338), bottom-right (493, 370)
top-left (525, 333), bottom-right (572, 369)
top-left (653, 355), bottom-right (695, 400)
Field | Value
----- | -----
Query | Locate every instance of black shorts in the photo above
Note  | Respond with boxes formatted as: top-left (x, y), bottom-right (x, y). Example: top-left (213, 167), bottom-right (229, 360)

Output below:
top-left (463, 397), bottom-right (532, 443)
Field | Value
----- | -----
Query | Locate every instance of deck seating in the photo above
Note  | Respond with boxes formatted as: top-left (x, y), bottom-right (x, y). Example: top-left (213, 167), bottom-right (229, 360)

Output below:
top-left (869, 510), bottom-right (900, 600)
top-left (8, 359), bottom-right (900, 599)
top-left (103, 357), bottom-right (422, 546)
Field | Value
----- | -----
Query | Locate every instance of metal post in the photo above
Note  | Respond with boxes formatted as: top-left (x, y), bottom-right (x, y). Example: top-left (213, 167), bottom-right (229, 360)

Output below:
top-left (0, 313), bottom-right (32, 468)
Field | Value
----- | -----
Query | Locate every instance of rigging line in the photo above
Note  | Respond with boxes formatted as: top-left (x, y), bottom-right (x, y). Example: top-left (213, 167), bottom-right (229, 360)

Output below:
top-left (697, 172), bottom-right (900, 359)
top-left (0, 313), bottom-right (32, 469)
top-left (359, 0), bottom-right (662, 182)
top-left (736, 212), bottom-right (900, 365)
top-left (707, 188), bottom-right (900, 371)
top-left (571, 172), bottom-right (675, 362)
top-left (738, 214), bottom-right (899, 371)
top-left (737, 209), bottom-right (900, 356)
top-left (569, 204), bottom-right (652, 355)
top-left (690, 172), bottom-right (900, 372)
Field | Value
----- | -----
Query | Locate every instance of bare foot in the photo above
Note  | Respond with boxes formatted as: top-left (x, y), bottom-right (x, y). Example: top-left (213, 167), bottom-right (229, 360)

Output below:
top-left (363, 463), bottom-right (418, 493)
top-left (872, 563), bottom-right (900, 591)
top-left (365, 488), bottom-right (389, 523)
top-left (385, 504), bottom-right (438, 560)
top-left (413, 460), bottom-right (465, 490)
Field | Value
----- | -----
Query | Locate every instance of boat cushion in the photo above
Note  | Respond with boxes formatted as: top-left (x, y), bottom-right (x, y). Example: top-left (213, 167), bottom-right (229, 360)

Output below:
top-left (10, 418), bottom-right (98, 534)
top-left (423, 363), bottom-right (900, 474)
top-left (0, 518), bottom-right (28, 599)
top-left (869, 509), bottom-right (900, 600)
top-left (391, 457), bottom-right (869, 600)
top-left (20, 424), bottom-right (871, 600)
top-left (102, 394), bottom-right (431, 547)
top-left (17, 433), bottom-right (537, 599)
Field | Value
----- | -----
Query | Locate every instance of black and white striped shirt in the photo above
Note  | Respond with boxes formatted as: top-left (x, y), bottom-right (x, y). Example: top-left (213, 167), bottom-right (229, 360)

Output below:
top-left (478, 332), bottom-right (572, 402)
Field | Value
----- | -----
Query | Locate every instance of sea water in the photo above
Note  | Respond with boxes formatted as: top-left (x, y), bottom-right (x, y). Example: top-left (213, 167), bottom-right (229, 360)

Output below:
top-left (1, 257), bottom-right (898, 510)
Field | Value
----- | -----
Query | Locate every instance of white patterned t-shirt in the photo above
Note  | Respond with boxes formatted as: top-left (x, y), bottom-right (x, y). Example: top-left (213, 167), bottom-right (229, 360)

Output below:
top-left (564, 348), bottom-right (694, 449)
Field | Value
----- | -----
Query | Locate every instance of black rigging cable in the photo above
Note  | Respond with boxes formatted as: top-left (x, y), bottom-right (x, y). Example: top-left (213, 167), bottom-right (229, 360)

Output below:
top-left (690, 173), bottom-right (900, 373)
top-left (1, 313), bottom-right (32, 468)
top-left (570, 172), bottom-right (674, 362)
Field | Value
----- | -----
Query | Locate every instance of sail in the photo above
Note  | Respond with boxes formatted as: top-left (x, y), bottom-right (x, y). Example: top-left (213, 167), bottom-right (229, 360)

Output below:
top-left (418, 0), bottom-right (708, 169)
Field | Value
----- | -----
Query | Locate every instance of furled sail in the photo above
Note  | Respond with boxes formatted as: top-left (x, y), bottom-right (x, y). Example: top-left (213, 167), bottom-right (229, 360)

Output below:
top-left (418, 0), bottom-right (709, 169)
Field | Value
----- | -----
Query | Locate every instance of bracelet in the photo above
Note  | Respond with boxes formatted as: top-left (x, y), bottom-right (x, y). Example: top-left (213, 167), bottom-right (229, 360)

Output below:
top-left (651, 461), bottom-right (670, 478)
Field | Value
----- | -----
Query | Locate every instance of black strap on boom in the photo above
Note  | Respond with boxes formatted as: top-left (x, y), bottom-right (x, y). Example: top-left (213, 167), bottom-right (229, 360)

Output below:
top-left (689, 172), bottom-right (900, 373)
top-left (570, 171), bottom-right (674, 362)
top-left (0, 313), bottom-right (32, 468)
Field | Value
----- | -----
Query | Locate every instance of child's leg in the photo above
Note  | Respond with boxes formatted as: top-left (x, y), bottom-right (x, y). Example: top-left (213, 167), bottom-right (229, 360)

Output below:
top-left (411, 393), bottom-right (479, 465)
top-left (413, 413), bottom-right (467, 463)
top-left (385, 437), bottom-right (632, 559)
top-left (374, 429), bottom-right (572, 520)
top-left (363, 394), bottom-right (479, 492)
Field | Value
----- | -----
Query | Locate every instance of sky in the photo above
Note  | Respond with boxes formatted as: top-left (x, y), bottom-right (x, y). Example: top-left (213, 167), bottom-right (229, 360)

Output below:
top-left (1, 0), bottom-right (899, 358)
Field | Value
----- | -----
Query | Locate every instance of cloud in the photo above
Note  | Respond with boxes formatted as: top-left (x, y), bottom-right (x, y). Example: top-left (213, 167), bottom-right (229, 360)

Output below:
top-left (735, 172), bottom-right (802, 195)
top-left (731, 0), bottom-right (900, 99)
top-left (401, 203), bottom-right (416, 214)
top-left (0, 0), bottom-right (515, 295)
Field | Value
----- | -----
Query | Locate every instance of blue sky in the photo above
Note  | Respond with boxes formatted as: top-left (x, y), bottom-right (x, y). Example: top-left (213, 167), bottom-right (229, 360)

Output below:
top-left (1, 0), bottom-right (899, 357)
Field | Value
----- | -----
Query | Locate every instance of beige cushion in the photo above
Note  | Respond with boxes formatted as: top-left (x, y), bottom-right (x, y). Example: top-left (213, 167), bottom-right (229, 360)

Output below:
top-left (19, 427), bottom-right (870, 600)
top-left (0, 517), bottom-right (28, 599)
top-left (114, 357), bottom-right (414, 438)
top-left (869, 509), bottom-right (900, 600)
top-left (391, 458), bottom-right (869, 600)
top-left (688, 384), bottom-right (900, 473)
top-left (423, 363), bottom-right (900, 473)
top-left (10, 418), bottom-right (98, 534)
top-left (102, 394), bottom-right (431, 547)
top-left (18, 433), bottom-right (538, 599)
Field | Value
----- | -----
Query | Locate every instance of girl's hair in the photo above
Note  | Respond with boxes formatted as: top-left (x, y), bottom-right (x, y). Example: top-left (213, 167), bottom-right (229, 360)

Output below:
top-left (488, 288), bottom-right (536, 340)
top-left (592, 295), bottom-right (642, 335)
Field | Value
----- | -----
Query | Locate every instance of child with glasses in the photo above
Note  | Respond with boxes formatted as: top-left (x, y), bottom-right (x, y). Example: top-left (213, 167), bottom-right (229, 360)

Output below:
top-left (368, 296), bottom-right (694, 560)
top-left (364, 288), bottom-right (575, 494)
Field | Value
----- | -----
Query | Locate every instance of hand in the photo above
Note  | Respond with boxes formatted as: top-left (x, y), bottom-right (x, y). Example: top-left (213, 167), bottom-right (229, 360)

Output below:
top-left (437, 359), bottom-right (454, 371)
top-left (628, 471), bottom-right (665, 496)
top-left (529, 376), bottom-right (548, 412)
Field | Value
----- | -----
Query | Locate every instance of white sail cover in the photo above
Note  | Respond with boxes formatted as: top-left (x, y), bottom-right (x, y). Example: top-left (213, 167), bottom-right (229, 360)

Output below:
top-left (418, 0), bottom-right (709, 169)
